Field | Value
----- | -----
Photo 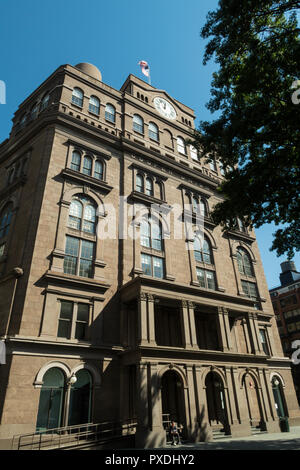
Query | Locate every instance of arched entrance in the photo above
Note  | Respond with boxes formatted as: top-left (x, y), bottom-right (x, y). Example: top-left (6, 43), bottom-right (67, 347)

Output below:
top-left (272, 376), bottom-right (287, 418)
top-left (205, 371), bottom-right (228, 431)
top-left (161, 370), bottom-right (186, 432)
top-left (68, 369), bottom-right (92, 426)
top-left (36, 368), bottom-right (65, 431)
top-left (242, 373), bottom-right (264, 429)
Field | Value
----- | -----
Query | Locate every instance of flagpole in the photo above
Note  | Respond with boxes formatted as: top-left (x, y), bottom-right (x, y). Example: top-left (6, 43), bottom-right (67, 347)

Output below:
top-left (148, 69), bottom-right (151, 86)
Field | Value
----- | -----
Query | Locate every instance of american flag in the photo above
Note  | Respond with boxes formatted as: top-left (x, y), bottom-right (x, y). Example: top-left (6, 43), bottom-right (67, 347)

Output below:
top-left (138, 60), bottom-right (150, 78)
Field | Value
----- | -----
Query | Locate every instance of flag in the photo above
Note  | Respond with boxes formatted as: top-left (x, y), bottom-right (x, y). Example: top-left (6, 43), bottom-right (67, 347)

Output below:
top-left (138, 60), bottom-right (150, 78)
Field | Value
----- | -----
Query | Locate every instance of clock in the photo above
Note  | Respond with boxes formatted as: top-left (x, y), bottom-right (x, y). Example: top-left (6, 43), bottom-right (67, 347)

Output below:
top-left (153, 97), bottom-right (176, 120)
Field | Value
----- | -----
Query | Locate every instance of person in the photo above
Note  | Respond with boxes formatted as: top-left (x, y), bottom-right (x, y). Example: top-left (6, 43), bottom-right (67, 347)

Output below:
top-left (169, 421), bottom-right (180, 445)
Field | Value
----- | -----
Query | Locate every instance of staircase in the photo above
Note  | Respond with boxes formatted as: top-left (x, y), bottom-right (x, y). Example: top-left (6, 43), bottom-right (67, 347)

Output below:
top-left (251, 425), bottom-right (268, 436)
top-left (212, 427), bottom-right (232, 441)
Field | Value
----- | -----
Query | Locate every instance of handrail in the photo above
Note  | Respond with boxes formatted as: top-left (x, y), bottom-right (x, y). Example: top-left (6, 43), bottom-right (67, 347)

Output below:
top-left (12, 418), bottom-right (137, 450)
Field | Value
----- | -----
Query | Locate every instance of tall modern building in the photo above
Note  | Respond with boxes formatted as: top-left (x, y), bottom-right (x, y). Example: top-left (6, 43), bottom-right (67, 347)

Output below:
top-left (270, 261), bottom-right (300, 405)
top-left (0, 62), bottom-right (299, 447)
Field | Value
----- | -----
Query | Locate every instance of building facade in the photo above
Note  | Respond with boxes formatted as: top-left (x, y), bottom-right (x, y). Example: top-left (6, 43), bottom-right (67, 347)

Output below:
top-left (0, 62), bottom-right (299, 447)
top-left (270, 261), bottom-right (300, 406)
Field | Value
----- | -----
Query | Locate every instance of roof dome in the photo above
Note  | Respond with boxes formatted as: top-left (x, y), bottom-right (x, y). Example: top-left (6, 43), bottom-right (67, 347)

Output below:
top-left (75, 63), bottom-right (102, 81)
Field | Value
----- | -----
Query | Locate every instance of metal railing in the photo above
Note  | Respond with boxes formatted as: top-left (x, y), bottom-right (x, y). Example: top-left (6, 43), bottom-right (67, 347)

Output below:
top-left (12, 419), bottom-right (137, 451)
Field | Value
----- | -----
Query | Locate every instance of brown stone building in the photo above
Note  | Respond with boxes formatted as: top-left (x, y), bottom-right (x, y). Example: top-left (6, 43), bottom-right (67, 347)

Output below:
top-left (0, 62), bottom-right (299, 447)
top-left (270, 261), bottom-right (300, 406)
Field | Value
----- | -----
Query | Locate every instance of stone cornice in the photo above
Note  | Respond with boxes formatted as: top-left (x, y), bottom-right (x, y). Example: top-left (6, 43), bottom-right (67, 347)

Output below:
top-left (60, 168), bottom-right (113, 194)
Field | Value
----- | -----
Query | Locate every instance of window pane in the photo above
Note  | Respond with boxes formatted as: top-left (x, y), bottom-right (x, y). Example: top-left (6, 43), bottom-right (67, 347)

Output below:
top-left (75, 323), bottom-right (86, 340)
top-left (71, 151), bottom-right (81, 171)
top-left (190, 145), bottom-right (198, 160)
top-left (57, 320), bottom-right (72, 339)
top-left (140, 220), bottom-right (150, 247)
top-left (83, 156), bottom-right (92, 176)
top-left (153, 257), bottom-right (164, 278)
top-left (105, 104), bottom-right (115, 122)
top-left (151, 221), bottom-right (162, 251)
top-left (65, 236), bottom-right (79, 256)
top-left (89, 96), bottom-right (100, 114)
top-left (177, 137), bottom-right (186, 154)
top-left (64, 256), bottom-right (77, 275)
top-left (60, 301), bottom-right (73, 320)
top-left (196, 268), bottom-right (205, 287)
top-left (94, 160), bottom-right (103, 180)
top-left (136, 174), bottom-right (144, 192)
top-left (206, 271), bottom-right (216, 290)
top-left (79, 259), bottom-right (93, 277)
top-left (72, 88), bottom-right (83, 107)
top-left (149, 123), bottom-right (158, 141)
top-left (81, 240), bottom-right (94, 260)
top-left (77, 304), bottom-right (89, 322)
top-left (133, 115), bottom-right (144, 133)
top-left (141, 253), bottom-right (151, 276)
top-left (145, 178), bottom-right (153, 196)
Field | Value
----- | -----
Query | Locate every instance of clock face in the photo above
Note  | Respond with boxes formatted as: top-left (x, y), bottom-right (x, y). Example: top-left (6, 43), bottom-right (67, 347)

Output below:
top-left (153, 97), bottom-right (176, 120)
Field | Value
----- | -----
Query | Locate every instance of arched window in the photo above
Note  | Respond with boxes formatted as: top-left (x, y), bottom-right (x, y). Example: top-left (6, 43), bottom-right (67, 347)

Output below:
top-left (40, 93), bottom-right (50, 111)
top-left (145, 177), bottom-right (154, 196)
top-left (82, 156), bottom-right (92, 176)
top-left (136, 174), bottom-right (144, 193)
top-left (236, 217), bottom-right (247, 233)
top-left (192, 196), bottom-right (199, 213)
top-left (30, 103), bottom-right (39, 120)
top-left (89, 96), bottom-right (100, 115)
top-left (194, 236), bottom-right (213, 264)
top-left (237, 248), bottom-right (253, 276)
top-left (200, 198), bottom-right (207, 216)
top-left (156, 181), bottom-right (164, 200)
top-left (36, 368), bottom-right (65, 431)
top-left (164, 129), bottom-right (173, 149)
top-left (72, 87), bottom-right (84, 107)
top-left (94, 160), bottom-right (104, 180)
top-left (19, 113), bottom-right (27, 129)
top-left (209, 159), bottom-right (217, 172)
top-left (149, 122), bottom-right (159, 141)
top-left (68, 370), bottom-right (92, 426)
top-left (140, 216), bottom-right (163, 251)
top-left (71, 151), bottom-right (81, 172)
top-left (68, 195), bottom-right (96, 234)
top-left (0, 203), bottom-right (13, 239)
top-left (105, 103), bottom-right (115, 123)
top-left (133, 114), bottom-right (144, 134)
top-left (190, 145), bottom-right (199, 161)
top-left (177, 136), bottom-right (186, 154)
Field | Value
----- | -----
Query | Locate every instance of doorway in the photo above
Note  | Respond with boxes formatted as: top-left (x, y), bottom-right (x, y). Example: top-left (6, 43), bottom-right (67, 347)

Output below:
top-left (205, 371), bottom-right (228, 431)
top-left (161, 370), bottom-right (186, 434)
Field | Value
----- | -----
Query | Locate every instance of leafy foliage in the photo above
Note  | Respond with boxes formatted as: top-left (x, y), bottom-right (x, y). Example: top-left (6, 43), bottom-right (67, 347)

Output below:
top-left (193, 0), bottom-right (300, 258)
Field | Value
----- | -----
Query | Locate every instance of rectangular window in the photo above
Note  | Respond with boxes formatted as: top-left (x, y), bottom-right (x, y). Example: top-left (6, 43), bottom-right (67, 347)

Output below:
top-left (64, 236), bottom-right (94, 278)
top-left (75, 303), bottom-right (89, 340)
top-left (241, 280), bottom-right (258, 299)
top-left (79, 240), bottom-right (94, 277)
top-left (57, 301), bottom-right (73, 339)
top-left (64, 236), bottom-right (79, 275)
top-left (259, 329), bottom-right (270, 355)
top-left (141, 253), bottom-right (164, 279)
top-left (57, 301), bottom-right (90, 340)
top-left (196, 268), bottom-right (216, 290)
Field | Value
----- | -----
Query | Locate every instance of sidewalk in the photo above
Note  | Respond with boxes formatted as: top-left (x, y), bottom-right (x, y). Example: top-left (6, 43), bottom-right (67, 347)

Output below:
top-left (164, 426), bottom-right (300, 450)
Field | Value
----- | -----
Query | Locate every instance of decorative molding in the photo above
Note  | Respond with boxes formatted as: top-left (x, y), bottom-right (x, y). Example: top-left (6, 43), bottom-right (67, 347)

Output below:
top-left (60, 168), bottom-right (113, 194)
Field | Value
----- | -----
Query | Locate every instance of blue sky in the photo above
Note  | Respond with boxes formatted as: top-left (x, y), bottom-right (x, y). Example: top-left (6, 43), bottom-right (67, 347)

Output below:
top-left (0, 0), bottom-right (298, 288)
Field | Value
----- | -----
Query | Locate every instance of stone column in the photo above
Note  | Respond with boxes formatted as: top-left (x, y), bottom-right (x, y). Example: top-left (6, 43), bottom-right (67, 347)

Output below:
top-left (247, 313), bottom-right (262, 354)
top-left (137, 293), bottom-right (157, 346)
top-left (135, 362), bottom-right (149, 446)
top-left (241, 318), bottom-right (252, 353)
top-left (137, 293), bottom-right (148, 346)
top-left (223, 308), bottom-right (234, 351)
top-left (230, 368), bottom-right (252, 436)
top-left (217, 307), bottom-right (229, 352)
top-left (193, 366), bottom-right (213, 441)
top-left (185, 365), bottom-right (200, 441)
top-left (147, 294), bottom-right (157, 346)
top-left (149, 363), bottom-right (164, 433)
top-left (180, 300), bottom-right (193, 349)
top-left (188, 302), bottom-right (198, 349)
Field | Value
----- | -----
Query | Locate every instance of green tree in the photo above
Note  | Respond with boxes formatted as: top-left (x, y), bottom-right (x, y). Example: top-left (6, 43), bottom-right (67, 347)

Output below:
top-left (193, 0), bottom-right (300, 258)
